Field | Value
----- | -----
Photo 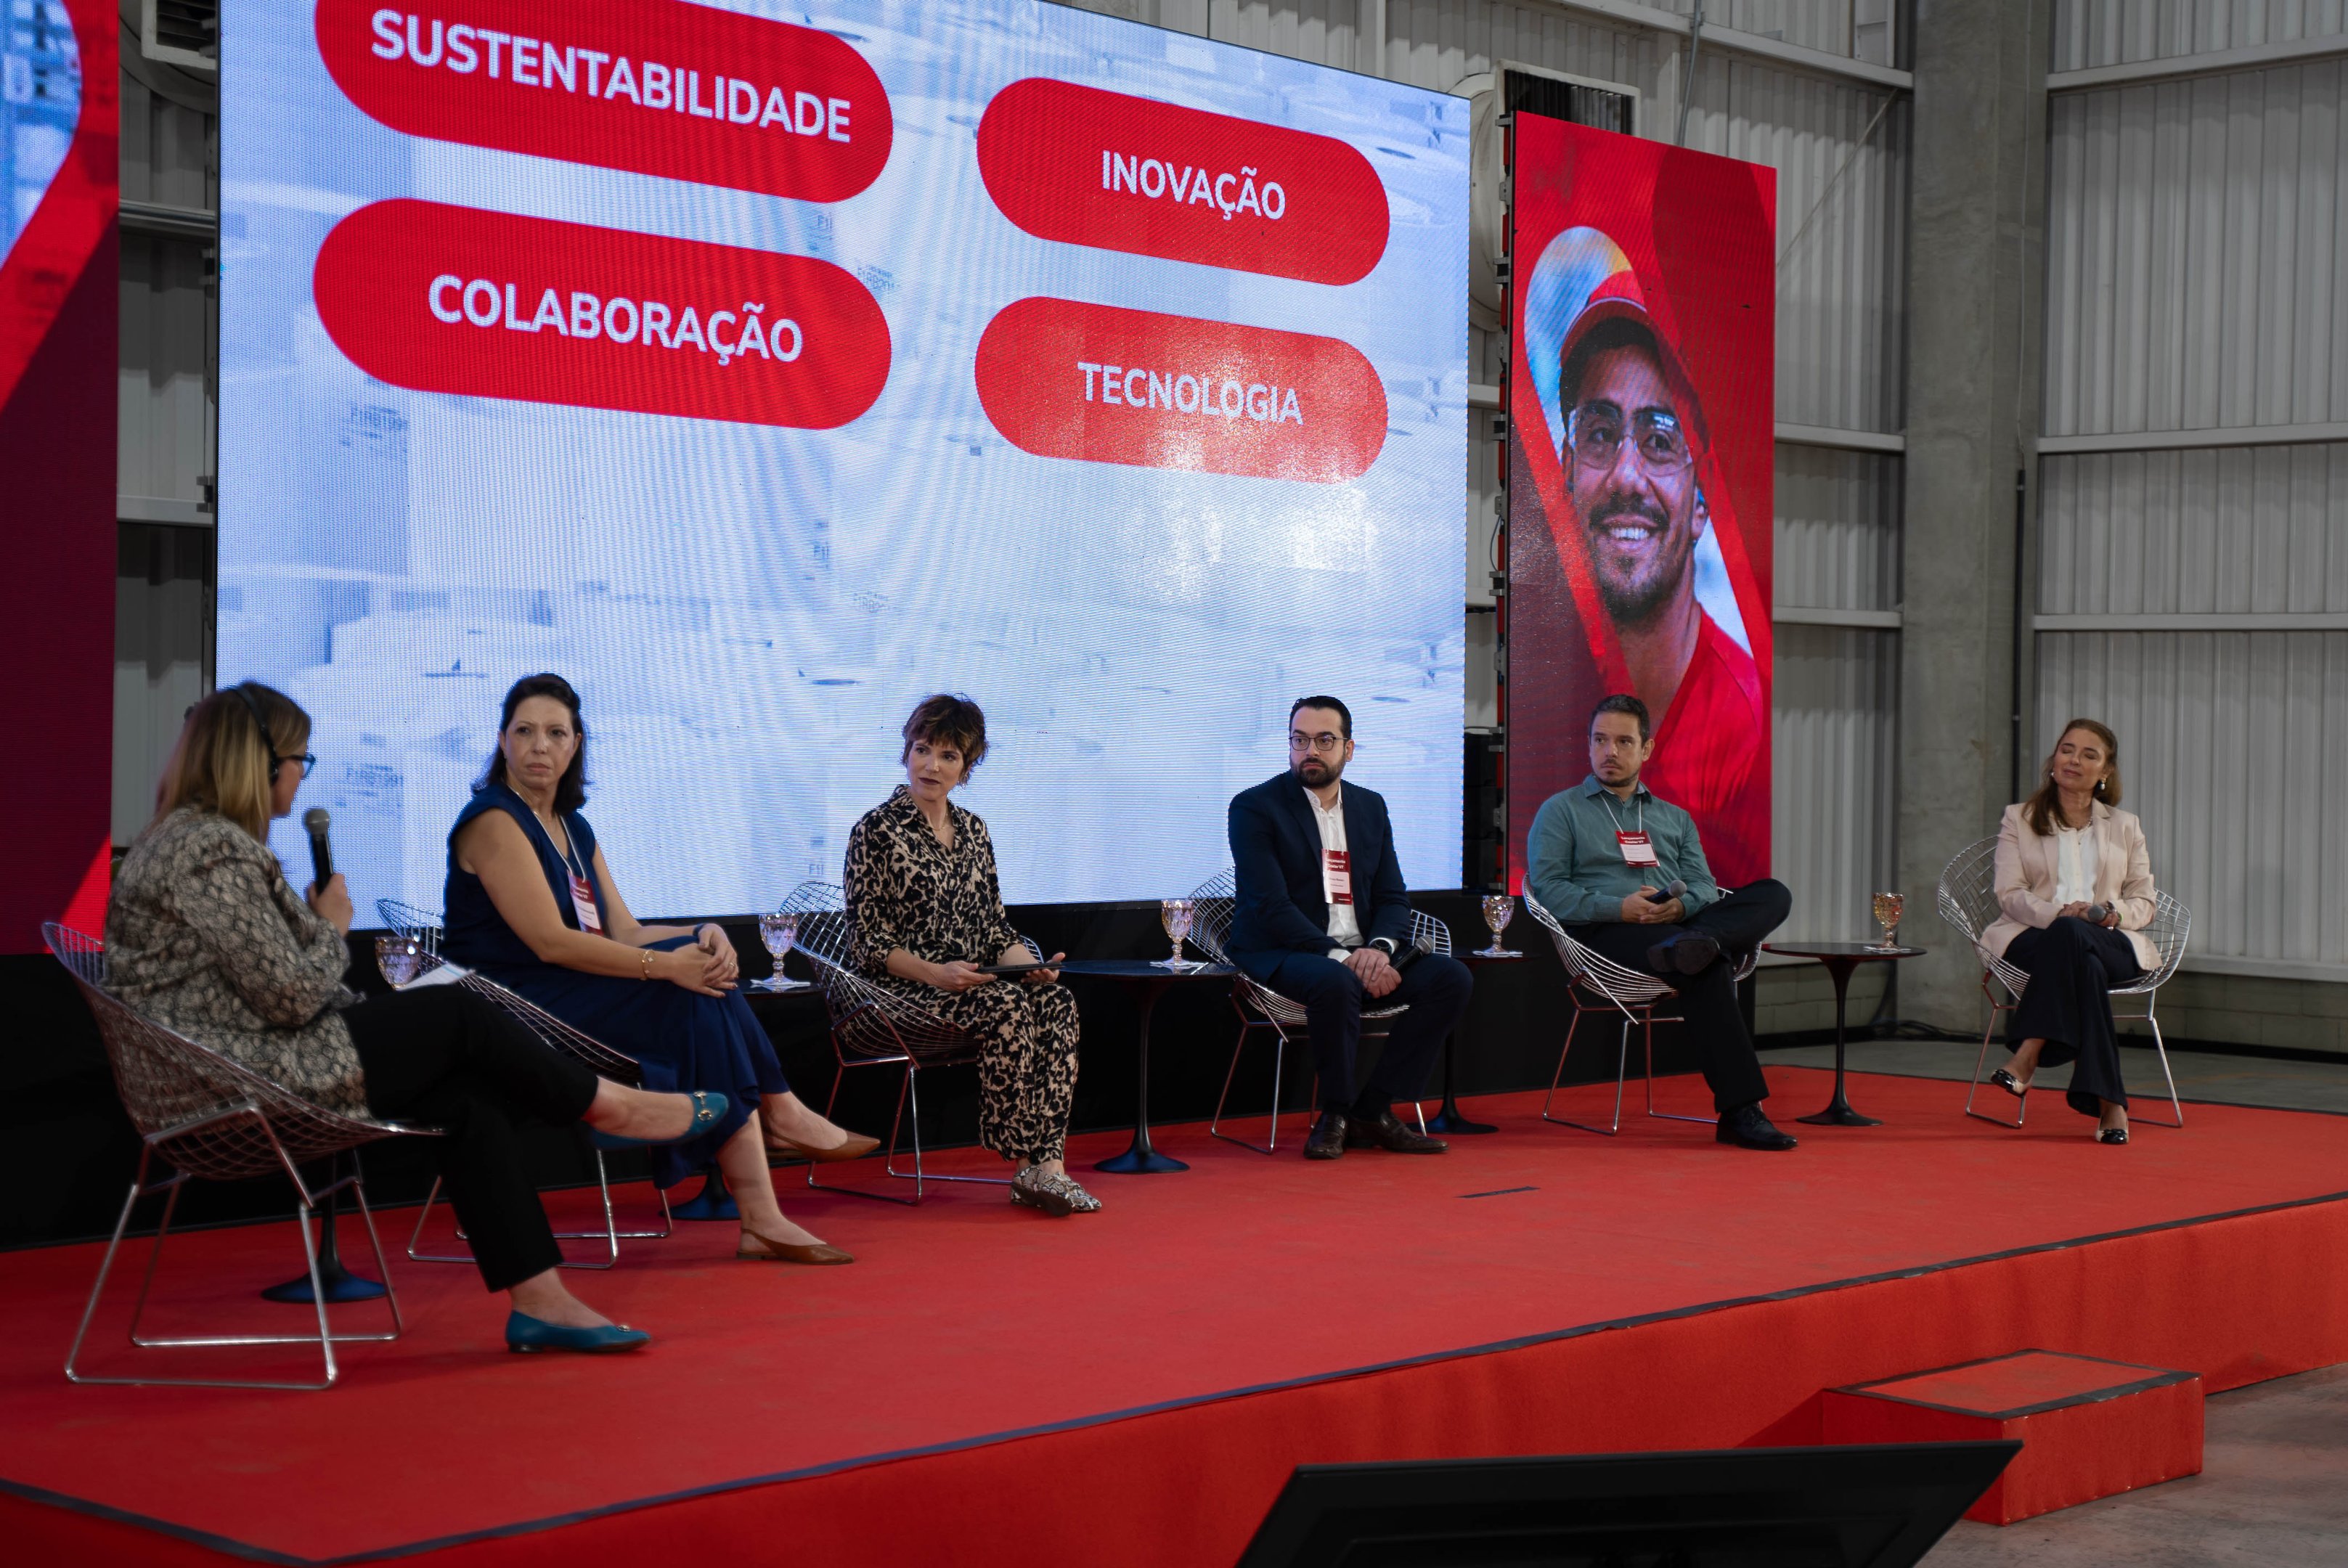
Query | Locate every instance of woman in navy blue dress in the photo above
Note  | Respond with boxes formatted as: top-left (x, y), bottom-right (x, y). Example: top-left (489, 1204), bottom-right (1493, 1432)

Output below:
top-left (444, 674), bottom-right (875, 1265)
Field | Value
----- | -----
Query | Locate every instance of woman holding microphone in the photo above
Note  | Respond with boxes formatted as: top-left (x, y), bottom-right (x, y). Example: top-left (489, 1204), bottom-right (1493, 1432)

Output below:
top-left (106, 682), bottom-right (722, 1354)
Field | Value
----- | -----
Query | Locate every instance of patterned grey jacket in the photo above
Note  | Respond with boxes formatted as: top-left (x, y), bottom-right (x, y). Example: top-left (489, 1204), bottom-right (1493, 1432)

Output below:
top-left (104, 807), bottom-right (368, 1117)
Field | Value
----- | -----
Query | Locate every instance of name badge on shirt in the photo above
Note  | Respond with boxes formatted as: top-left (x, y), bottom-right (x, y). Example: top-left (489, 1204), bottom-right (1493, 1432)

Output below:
top-left (568, 872), bottom-right (605, 935)
top-left (1616, 831), bottom-right (1661, 869)
top-left (1321, 849), bottom-right (1353, 906)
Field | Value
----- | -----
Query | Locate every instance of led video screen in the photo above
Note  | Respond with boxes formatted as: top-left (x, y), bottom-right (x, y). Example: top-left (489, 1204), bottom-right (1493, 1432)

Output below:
top-left (220, 1), bottom-right (1468, 915)
top-left (1504, 114), bottom-right (1774, 888)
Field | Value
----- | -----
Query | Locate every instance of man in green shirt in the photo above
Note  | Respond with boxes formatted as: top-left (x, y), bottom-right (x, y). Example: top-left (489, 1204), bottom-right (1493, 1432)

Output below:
top-left (1525, 694), bottom-right (1797, 1151)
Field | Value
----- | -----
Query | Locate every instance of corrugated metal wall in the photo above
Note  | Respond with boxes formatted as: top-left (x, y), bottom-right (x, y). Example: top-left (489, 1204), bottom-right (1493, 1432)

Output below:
top-left (118, 74), bottom-right (213, 508)
top-left (2043, 62), bottom-right (2348, 437)
top-left (2052, 0), bottom-right (2348, 73)
top-left (1775, 625), bottom-right (1899, 942)
top-left (2034, 632), bottom-right (2348, 968)
top-left (1646, 0), bottom-right (1859, 59)
top-left (2041, 47), bottom-right (2348, 976)
top-left (1777, 446), bottom-right (1902, 612)
top-left (2041, 445), bottom-right (2348, 615)
top-left (116, 72), bottom-right (217, 841)
top-left (1772, 444), bottom-right (1901, 940)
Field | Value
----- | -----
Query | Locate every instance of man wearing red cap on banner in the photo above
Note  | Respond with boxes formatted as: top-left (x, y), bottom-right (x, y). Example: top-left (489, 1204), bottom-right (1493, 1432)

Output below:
top-left (1552, 248), bottom-right (1766, 875)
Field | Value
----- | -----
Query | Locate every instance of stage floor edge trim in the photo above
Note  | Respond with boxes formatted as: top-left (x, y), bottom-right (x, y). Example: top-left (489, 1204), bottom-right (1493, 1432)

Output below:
top-left (10, 1185), bottom-right (2347, 1567)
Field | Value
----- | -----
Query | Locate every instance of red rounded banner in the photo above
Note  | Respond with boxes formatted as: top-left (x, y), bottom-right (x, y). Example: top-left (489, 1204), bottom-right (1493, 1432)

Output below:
top-left (974, 297), bottom-right (1386, 483)
top-left (314, 199), bottom-right (890, 429)
top-left (976, 78), bottom-right (1388, 285)
top-left (316, 0), bottom-right (891, 203)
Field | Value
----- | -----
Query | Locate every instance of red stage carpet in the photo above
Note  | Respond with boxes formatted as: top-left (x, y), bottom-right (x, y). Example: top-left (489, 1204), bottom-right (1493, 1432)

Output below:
top-left (3, 1065), bottom-right (2344, 1566)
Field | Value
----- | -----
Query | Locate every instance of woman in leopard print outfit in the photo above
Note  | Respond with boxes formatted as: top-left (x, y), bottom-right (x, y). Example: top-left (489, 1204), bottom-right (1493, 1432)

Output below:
top-left (843, 695), bottom-right (1097, 1217)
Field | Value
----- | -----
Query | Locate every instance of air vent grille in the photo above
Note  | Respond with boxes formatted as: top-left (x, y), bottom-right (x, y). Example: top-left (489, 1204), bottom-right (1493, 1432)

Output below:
top-left (142, 0), bottom-right (219, 73)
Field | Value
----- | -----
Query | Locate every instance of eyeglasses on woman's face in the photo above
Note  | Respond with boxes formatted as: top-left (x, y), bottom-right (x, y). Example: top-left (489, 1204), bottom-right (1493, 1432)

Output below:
top-left (278, 753), bottom-right (318, 778)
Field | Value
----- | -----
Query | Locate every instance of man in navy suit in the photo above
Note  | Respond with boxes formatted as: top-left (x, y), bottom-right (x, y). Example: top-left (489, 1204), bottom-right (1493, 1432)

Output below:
top-left (1227, 696), bottom-right (1473, 1159)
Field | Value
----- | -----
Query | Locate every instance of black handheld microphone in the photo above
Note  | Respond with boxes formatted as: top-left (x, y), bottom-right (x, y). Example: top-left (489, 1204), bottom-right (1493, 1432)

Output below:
top-left (301, 807), bottom-right (335, 893)
top-left (1644, 878), bottom-right (1688, 905)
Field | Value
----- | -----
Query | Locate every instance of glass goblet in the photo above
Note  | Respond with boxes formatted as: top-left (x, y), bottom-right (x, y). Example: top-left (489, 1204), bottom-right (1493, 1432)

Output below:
top-left (1157, 898), bottom-right (1194, 970)
top-left (757, 910), bottom-right (807, 992)
top-left (1870, 891), bottom-right (1906, 952)
top-left (375, 934), bottom-right (424, 988)
top-left (1477, 894), bottom-right (1522, 957)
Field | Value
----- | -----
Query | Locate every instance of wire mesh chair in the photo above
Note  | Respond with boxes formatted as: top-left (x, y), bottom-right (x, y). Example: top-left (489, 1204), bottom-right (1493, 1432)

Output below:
top-left (778, 881), bottom-right (1040, 1204)
top-left (1187, 868), bottom-right (1439, 1154)
top-left (1521, 893), bottom-right (1758, 1135)
top-left (44, 923), bottom-right (433, 1391)
top-left (1936, 838), bottom-right (2188, 1130)
top-left (375, 899), bottom-right (672, 1265)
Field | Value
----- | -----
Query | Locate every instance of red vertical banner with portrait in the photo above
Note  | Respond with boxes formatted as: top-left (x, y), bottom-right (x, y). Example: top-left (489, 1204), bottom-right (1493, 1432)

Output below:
top-left (0, 0), bottom-right (116, 952)
top-left (1504, 115), bottom-right (1774, 891)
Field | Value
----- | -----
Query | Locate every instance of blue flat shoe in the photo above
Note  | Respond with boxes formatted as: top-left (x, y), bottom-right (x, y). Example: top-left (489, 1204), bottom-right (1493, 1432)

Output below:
top-left (587, 1090), bottom-right (729, 1150)
top-left (505, 1311), bottom-right (650, 1355)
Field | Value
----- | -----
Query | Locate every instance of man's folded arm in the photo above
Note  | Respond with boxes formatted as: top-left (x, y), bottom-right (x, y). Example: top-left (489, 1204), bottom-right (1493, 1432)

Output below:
top-left (1671, 814), bottom-right (1722, 915)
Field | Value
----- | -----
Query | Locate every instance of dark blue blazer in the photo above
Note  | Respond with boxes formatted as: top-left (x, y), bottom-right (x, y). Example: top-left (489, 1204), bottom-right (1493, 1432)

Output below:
top-left (1226, 770), bottom-right (1414, 982)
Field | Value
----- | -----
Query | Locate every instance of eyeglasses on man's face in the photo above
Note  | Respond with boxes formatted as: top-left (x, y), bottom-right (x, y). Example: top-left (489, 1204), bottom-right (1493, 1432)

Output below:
top-left (1289, 731), bottom-right (1345, 755)
top-left (1567, 402), bottom-right (1693, 476)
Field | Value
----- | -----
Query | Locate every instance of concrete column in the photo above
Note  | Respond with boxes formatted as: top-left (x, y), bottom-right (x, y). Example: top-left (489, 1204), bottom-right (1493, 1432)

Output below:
top-left (1896, 0), bottom-right (2049, 1029)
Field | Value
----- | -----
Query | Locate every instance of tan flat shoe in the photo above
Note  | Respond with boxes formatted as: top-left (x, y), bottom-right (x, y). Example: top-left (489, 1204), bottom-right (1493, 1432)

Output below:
top-left (765, 1131), bottom-right (881, 1166)
top-left (736, 1231), bottom-right (854, 1265)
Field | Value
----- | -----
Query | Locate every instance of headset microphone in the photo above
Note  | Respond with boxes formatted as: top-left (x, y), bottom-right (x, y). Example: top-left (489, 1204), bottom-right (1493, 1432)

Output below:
top-left (302, 807), bottom-right (335, 894)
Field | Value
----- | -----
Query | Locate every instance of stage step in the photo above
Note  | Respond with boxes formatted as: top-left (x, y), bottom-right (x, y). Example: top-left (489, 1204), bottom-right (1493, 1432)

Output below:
top-left (1822, 1350), bottom-right (2203, 1524)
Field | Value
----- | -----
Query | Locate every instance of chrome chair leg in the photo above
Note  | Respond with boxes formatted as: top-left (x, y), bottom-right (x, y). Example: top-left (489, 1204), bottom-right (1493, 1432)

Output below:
top-left (821, 1058), bottom-right (921, 1206)
top-left (409, 1146), bottom-right (672, 1267)
top-left (406, 1174), bottom-right (464, 1263)
top-left (1545, 1004), bottom-right (1631, 1135)
top-left (1267, 1036), bottom-right (1287, 1151)
top-left (883, 1059), bottom-right (1012, 1193)
top-left (65, 1161), bottom-right (157, 1384)
top-left (70, 1144), bottom-right (396, 1390)
top-left (1962, 1008), bottom-right (2025, 1127)
top-left (1644, 1013), bottom-right (1713, 1124)
top-left (1211, 1021), bottom-right (1290, 1155)
top-left (2133, 1002), bottom-right (2185, 1128)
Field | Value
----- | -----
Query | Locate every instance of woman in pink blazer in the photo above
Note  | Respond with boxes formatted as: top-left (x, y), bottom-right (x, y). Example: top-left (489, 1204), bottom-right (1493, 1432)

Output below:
top-left (1979, 719), bottom-right (2161, 1143)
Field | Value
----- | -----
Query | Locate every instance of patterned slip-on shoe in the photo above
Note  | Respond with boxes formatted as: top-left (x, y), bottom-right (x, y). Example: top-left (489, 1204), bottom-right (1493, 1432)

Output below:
top-left (1010, 1164), bottom-right (1075, 1217)
top-left (1035, 1169), bottom-right (1102, 1214)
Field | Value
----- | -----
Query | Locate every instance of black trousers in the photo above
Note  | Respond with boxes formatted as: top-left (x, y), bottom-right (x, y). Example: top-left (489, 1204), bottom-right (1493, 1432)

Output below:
top-left (1569, 878), bottom-right (1790, 1114)
top-left (1263, 948), bottom-right (1475, 1115)
top-left (344, 986), bottom-right (600, 1293)
top-left (2004, 916), bottom-right (2143, 1117)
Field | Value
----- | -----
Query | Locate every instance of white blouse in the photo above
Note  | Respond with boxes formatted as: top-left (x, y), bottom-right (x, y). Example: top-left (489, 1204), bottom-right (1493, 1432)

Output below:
top-left (2052, 823), bottom-right (2100, 907)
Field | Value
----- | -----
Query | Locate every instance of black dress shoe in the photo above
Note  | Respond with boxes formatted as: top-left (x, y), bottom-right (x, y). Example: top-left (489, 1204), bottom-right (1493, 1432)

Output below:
top-left (1305, 1108), bottom-right (1348, 1160)
top-left (2098, 1125), bottom-right (2128, 1146)
top-left (1648, 932), bottom-right (1722, 976)
top-left (1345, 1109), bottom-right (1448, 1155)
top-left (1716, 1103), bottom-right (1798, 1151)
top-left (1989, 1068), bottom-right (2029, 1099)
